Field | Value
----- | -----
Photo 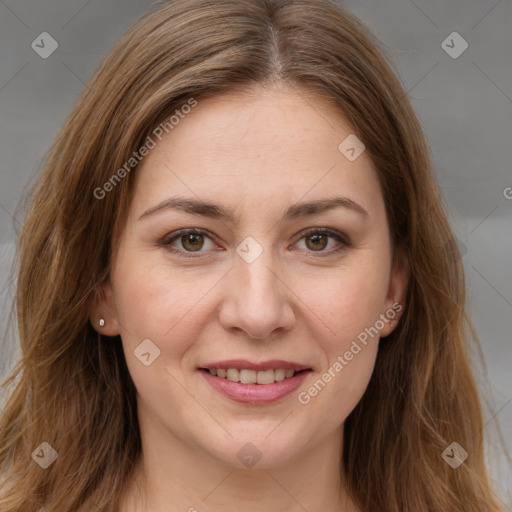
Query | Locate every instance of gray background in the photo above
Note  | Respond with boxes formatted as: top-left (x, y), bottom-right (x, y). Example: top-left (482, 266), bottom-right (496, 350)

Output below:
top-left (1, 0), bottom-right (511, 505)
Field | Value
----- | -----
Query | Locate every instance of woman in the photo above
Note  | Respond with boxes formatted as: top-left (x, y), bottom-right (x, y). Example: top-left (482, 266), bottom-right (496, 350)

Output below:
top-left (0, 0), bottom-right (508, 510)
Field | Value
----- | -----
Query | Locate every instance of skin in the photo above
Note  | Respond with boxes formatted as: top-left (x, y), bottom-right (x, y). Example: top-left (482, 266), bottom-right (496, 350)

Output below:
top-left (92, 83), bottom-right (409, 512)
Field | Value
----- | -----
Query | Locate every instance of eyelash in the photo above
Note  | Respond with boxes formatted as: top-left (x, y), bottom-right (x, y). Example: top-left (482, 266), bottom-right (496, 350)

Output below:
top-left (158, 227), bottom-right (351, 259)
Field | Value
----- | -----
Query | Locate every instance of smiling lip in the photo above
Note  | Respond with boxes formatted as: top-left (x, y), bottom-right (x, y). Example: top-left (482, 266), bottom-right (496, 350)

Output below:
top-left (197, 359), bottom-right (312, 405)
top-left (199, 369), bottom-right (311, 404)
top-left (199, 359), bottom-right (311, 371)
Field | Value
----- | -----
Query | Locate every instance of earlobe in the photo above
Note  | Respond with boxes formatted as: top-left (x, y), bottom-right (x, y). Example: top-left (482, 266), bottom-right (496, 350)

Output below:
top-left (89, 281), bottom-right (121, 336)
top-left (382, 245), bottom-right (410, 337)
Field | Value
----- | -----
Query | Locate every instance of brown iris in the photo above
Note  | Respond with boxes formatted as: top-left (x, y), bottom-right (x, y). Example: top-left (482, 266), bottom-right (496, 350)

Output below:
top-left (305, 233), bottom-right (328, 251)
top-left (181, 233), bottom-right (204, 251)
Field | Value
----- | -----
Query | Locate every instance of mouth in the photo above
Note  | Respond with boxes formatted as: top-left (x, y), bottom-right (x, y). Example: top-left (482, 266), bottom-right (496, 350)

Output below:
top-left (197, 360), bottom-right (313, 405)
top-left (198, 367), bottom-right (310, 385)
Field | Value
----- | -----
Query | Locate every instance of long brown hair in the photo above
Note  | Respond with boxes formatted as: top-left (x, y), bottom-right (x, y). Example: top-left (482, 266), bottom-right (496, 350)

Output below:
top-left (1, 0), bottom-right (509, 510)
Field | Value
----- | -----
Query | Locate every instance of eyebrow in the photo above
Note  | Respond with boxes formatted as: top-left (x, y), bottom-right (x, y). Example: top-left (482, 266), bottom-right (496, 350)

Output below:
top-left (138, 195), bottom-right (369, 222)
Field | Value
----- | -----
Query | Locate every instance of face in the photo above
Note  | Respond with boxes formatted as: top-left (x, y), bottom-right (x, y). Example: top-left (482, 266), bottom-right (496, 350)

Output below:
top-left (94, 84), bottom-right (408, 470)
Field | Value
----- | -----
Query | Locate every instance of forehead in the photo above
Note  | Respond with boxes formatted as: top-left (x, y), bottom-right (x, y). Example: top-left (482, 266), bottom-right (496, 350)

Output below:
top-left (153, 85), bottom-right (355, 161)
top-left (131, 85), bottom-right (384, 221)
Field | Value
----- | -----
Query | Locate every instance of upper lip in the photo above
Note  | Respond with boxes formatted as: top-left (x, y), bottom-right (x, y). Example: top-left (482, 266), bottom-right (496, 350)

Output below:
top-left (199, 359), bottom-right (311, 371)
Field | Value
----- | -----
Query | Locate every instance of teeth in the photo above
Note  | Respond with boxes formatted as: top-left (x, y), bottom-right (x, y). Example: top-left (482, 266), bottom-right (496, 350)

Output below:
top-left (207, 368), bottom-right (300, 384)
top-left (240, 369), bottom-right (256, 384)
top-left (274, 369), bottom-right (285, 381)
top-left (226, 368), bottom-right (239, 382)
top-left (255, 369), bottom-right (273, 384)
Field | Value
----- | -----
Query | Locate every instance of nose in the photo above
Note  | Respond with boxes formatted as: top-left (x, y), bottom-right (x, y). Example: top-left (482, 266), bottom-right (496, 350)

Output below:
top-left (218, 247), bottom-right (296, 340)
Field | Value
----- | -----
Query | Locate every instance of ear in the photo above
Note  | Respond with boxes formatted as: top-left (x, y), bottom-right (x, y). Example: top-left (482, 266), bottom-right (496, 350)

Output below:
top-left (89, 280), bottom-right (121, 337)
top-left (380, 244), bottom-right (410, 338)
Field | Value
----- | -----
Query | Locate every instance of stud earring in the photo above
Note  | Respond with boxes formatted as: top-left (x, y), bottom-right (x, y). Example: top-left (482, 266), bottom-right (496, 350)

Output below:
top-left (99, 318), bottom-right (105, 327)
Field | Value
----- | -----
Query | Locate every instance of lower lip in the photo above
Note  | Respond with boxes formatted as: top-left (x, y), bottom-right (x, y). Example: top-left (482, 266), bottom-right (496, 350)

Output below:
top-left (199, 369), bottom-right (311, 405)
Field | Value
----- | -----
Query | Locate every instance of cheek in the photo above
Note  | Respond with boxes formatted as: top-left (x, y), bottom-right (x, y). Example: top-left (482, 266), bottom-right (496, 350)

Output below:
top-left (112, 251), bottom-right (217, 360)
top-left (298, 284), bottom-right (382, 424)
top-left (300, 256), bottom-right (390, 342)
top-left (111, 258), bottom-right (201, 412)
top-left (293, 256), bottom-right (388, 410)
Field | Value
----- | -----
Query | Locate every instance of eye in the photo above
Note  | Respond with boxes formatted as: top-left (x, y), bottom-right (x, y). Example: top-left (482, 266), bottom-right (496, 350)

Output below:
top-left (159, 228), bottom-right (217, 257)
top-left (293, 228), bottom-right (350, 256)
top-left (159, 227), bottom-right (350, 258)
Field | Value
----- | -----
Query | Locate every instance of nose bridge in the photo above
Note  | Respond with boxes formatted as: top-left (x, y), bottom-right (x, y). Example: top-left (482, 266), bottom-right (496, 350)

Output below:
top-left (219, 237), bottom-right (295, 338)
top-left (235, 242), bottom-right (281, 308)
